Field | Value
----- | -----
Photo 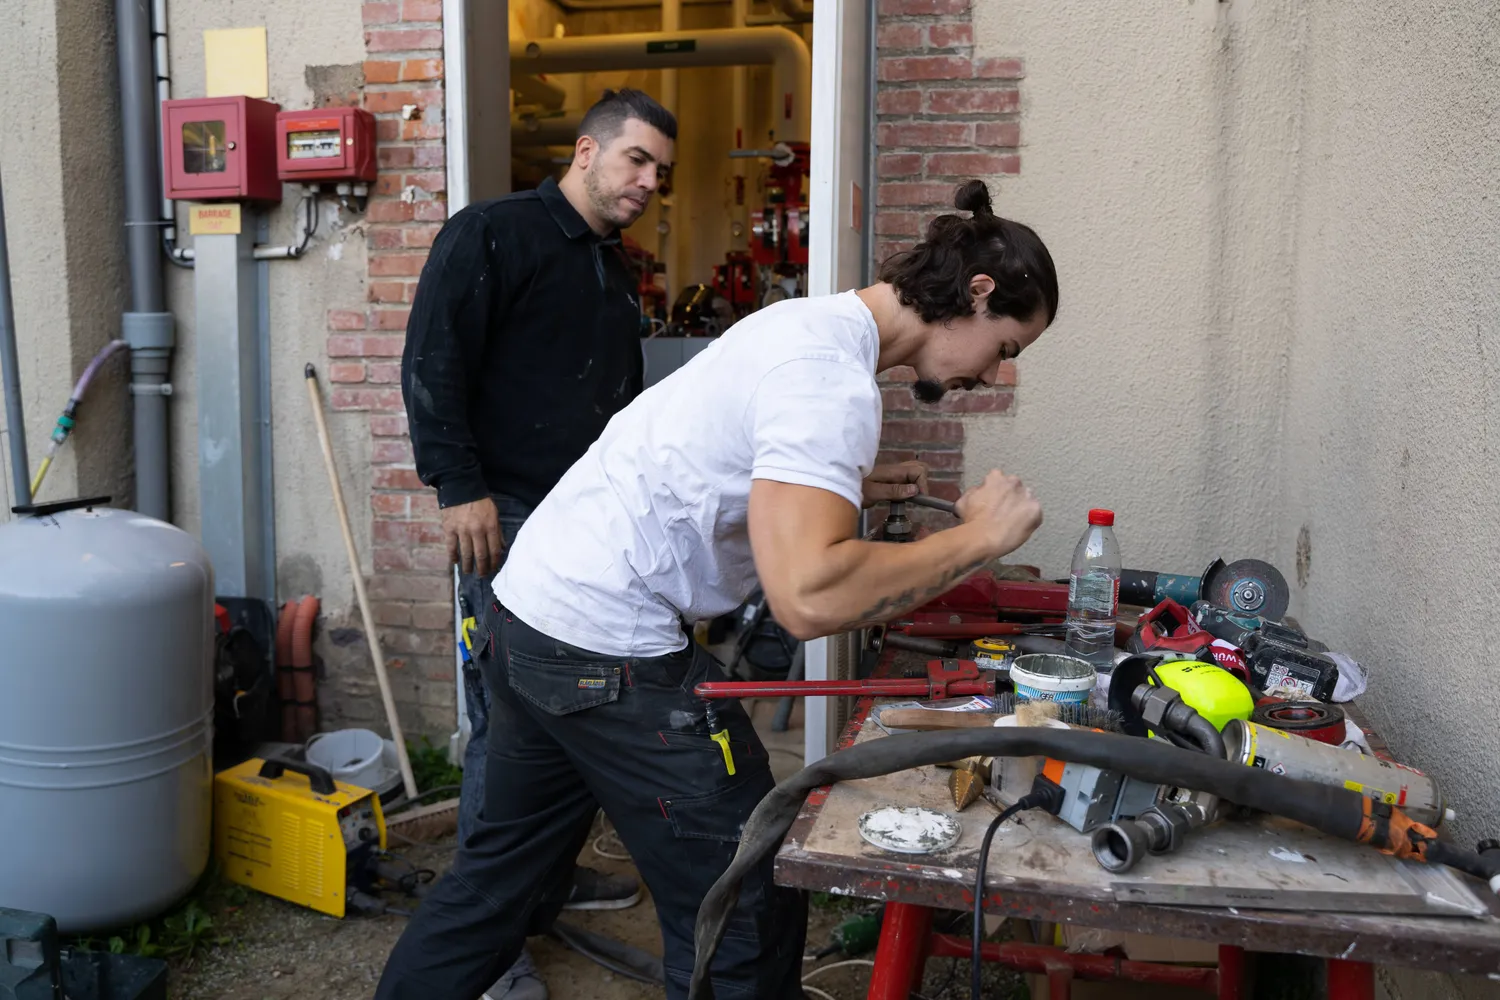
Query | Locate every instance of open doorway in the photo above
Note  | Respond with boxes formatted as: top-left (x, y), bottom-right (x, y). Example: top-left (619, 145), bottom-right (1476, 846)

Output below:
top-left (445, 0), bottom-right (875, 762)
top-left (452, 1), bottom-right (871, 375)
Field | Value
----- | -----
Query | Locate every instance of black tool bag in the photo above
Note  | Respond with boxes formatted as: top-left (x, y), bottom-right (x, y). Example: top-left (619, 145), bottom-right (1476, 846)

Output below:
top-left (727, 589), bottom-right (799, 678)
top-left (213, 624), bottom-right (273, 768)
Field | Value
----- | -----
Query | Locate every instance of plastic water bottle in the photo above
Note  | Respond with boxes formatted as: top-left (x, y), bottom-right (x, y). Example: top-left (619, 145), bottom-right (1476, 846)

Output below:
top-left (1065, 509), bottom-right (1121, 675)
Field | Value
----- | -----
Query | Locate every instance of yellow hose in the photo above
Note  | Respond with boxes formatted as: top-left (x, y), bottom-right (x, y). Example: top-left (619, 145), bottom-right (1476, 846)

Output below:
top-left (29, 454), bottom-right (53, 497)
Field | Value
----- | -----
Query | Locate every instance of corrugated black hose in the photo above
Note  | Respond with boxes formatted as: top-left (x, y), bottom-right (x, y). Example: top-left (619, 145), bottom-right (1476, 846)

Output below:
top-left (687, 727), bottom-right (1496, 1000)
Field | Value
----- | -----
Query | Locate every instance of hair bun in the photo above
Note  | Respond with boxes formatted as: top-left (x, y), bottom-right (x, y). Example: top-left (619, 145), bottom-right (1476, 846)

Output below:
top-left (953, 179), bottom-right (993, 217)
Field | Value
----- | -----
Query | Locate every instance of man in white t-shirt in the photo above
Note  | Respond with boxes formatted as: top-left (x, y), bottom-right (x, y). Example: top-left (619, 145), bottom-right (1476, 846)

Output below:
top-left (377, 180), bottom-right (1058, 1000)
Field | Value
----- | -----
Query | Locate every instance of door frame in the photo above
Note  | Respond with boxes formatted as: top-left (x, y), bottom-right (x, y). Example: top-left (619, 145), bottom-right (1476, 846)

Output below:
top-left (804, 0), bottom-right (877, 764)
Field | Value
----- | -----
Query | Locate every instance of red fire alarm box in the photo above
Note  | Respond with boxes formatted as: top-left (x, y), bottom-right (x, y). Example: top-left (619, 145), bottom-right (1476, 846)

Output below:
top-left (162, 96), bottom-right (282, 203)
top-left (276, 108), bottom-right (378, 183)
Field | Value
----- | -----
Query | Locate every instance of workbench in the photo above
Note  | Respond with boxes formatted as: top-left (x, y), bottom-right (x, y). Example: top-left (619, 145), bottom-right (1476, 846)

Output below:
top-left (772, 652), bottom-right (1500, 999)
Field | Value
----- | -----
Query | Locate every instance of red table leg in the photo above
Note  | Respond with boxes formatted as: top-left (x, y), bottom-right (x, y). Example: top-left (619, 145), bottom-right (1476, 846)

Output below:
top-left (866, 902), bottom-right (932, 1000)
top-left (1327, 960), bottom-right (1376, 1000)
top-left (1217, 944), bottom-right (1246, 1000)
top-left (1044, 958), bottom-right (1076, 1000)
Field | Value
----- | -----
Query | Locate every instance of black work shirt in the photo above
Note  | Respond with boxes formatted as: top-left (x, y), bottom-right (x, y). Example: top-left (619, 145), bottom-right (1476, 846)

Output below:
top-left (402, 177), bottom-right (644, 510)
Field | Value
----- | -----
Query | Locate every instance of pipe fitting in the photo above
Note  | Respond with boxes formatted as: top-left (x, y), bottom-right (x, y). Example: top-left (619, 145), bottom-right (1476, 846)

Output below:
top-left (1091, 802), bottom-right (1196, 873)
top-left (1132, 682), bottom-right (1226, 758)
top-left (1092, 817), bottom-right (1151, 873)
top-left (123, 311), bottom-right (175, 352)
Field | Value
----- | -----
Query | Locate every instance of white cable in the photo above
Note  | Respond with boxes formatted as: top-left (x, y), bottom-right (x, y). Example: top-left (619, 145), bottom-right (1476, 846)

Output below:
top-left (592, 831), bottom-right (632, 861)
top-left (589, 811), bottom-right (633, 861)
top-left (802, 987), bottom-right (838, 1000)
top-left (802, 959), bottom-right (875, 982)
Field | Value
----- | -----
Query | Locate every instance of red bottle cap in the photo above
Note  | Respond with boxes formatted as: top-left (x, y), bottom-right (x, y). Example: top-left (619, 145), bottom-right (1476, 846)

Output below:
top-left (1088, 508), bottom-right (1115, 526)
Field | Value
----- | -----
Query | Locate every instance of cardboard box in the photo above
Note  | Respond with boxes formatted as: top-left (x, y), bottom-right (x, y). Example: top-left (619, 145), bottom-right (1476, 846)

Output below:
top-left (1062, 923), bottom-right (1219, 964)
top-left (1028, 976), bottom-right (1212, 1000)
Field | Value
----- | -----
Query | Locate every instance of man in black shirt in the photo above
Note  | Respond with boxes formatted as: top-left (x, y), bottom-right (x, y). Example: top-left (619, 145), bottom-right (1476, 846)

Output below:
top-left (399, 88), bottom-right (675, 1000)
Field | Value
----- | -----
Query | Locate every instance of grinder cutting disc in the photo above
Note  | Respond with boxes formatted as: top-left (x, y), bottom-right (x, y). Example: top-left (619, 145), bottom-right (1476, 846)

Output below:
top-left (1201, 558), bottom-right (1290, 620)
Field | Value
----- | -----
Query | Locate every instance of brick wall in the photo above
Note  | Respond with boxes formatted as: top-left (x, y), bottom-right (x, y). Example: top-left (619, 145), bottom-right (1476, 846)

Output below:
top-left (319, 0), bottom-right (454, 737)
top-left (873, 0), bottom-right (1023, 527)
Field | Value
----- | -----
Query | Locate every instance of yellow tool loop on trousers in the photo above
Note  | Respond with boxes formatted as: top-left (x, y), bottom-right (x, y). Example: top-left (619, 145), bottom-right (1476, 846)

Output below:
top-left (711, 728), bottom-right (737, 776)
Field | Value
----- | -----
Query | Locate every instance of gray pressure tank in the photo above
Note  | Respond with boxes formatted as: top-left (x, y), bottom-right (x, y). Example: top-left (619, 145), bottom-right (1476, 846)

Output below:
top-left (0, 498), bottom-right (214, 931)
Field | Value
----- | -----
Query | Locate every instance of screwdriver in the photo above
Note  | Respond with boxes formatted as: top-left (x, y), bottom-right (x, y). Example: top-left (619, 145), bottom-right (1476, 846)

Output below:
top-left (703, 702), bottom-right (736, 776)
top-left (458, 594), bottom-right (477, 662)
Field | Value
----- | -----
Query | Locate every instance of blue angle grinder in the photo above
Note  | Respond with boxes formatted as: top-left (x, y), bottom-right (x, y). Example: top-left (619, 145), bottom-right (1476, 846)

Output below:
top-left (1118, 558), bottom-right (1290, 620)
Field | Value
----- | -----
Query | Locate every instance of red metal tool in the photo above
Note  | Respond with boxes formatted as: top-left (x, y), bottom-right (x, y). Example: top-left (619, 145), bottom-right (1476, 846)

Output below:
top-left (1134, 598), bottom-right (1211, 655)
top-left (901, 621), bottom-right (1045, 639)
top-left (1132, 598), bottom-right (1252, 684)
top-left (695, 658), bottom-right (998, 701)
top-left (925, 576), bottom-right (1070, 617)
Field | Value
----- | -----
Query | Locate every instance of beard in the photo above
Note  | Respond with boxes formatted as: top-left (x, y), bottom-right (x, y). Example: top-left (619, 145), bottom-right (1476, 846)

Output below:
top-left (913, 377), bottom-right (981, 404)
top-left (912, 379), bottom-right (947, 404)
top-left (585, 171), bottom-right (644, 228)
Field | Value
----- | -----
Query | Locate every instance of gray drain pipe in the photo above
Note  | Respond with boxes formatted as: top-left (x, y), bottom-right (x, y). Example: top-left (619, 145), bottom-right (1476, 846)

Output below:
top-left (0, 178), bottom-right (29, 508)
top-left (116, 0), bottom-right (175, 522)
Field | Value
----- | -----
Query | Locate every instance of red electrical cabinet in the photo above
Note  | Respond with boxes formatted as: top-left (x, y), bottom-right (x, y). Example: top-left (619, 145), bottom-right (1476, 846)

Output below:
top-left (275, 107), bottom-right (378, 184)
top-left (162, 96), bottom-right (282, 203)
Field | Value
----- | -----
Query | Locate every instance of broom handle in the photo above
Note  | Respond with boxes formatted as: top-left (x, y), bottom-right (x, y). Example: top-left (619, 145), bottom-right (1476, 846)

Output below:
top-left (304, 364), bottom-right (419, 800)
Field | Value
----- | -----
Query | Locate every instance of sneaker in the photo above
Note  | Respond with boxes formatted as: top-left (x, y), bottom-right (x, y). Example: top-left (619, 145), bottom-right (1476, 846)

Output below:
top-left (482, 947), bottom-right (548, 1000)
top-left (563, 865), bottom-right (642, 911)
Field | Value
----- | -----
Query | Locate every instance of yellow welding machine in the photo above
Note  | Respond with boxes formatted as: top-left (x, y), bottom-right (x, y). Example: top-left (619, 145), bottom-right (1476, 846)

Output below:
top-left (213, 755), bottom-right (387, 917)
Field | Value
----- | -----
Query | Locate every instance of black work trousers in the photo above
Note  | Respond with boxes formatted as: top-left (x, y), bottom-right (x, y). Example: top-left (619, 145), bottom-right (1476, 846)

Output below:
top-left (375, 601), bottom-right (808, 1000)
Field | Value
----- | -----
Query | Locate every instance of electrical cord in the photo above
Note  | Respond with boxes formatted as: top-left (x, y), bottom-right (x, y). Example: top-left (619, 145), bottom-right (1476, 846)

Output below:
top-left (590, 810), bottom-right (633, 861)
top-left (972, 803), bottom-right (1026, 1000)
top-left (802, 959), bottom-right (874, 982)
top-left (294, 192), bottom-right (319, 256)
top-left (593, 829), bottom-right (631, 861)
top-left (912, 957), bottom-right (960, 1000)
top-left (971, 781), bottom-right (1061, 1000)
top-left (384, 784), bottom-right (464, 816)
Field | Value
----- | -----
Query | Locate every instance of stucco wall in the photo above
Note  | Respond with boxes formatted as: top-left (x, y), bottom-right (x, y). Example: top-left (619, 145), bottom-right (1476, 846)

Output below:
top-left (969, 5), bottom-right (1500, 990)
top-left (163, 0), bottom-right (369, 611)
top-left (0, 0), bottom-right (129, 515)
top-left (1281, 1), bottom-right (1500, 859)
top-left (968, 0), bottom-right (1300, 581)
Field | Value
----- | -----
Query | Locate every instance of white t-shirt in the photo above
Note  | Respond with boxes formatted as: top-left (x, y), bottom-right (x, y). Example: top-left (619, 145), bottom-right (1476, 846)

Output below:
top-left (493, 289), bottom-right (883, 656)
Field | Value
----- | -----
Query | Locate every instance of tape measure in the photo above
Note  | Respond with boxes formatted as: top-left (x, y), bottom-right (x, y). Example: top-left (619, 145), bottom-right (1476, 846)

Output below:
top-left (970, 637), bottom-right (1018, 671)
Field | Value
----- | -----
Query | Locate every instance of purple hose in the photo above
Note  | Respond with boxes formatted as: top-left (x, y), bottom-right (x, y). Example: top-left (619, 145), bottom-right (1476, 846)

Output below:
top-left (71, 339), bottom-right (129, 401)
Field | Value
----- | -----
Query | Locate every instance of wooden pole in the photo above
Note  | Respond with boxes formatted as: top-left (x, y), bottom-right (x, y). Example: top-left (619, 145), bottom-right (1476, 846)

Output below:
top-left (304, 363), bottom-right (419, 800)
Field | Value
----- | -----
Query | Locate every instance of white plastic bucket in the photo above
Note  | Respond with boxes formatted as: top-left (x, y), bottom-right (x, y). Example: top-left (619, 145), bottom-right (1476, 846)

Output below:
top-left (305, 728), bottom-right (385, 791)
top-left (1009, 654), bottom-right (1095, 705)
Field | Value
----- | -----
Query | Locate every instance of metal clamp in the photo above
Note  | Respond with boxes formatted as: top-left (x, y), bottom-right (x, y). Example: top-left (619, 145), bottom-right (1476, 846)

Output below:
top-left (130, 382), bottom-right (174, 397)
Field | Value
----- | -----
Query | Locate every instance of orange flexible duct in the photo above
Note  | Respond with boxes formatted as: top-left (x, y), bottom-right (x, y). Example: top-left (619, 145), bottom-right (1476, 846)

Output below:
top-left (292, 595), bottom-right (320, 743)
top-left (276, 600), bottom-right (298, 741)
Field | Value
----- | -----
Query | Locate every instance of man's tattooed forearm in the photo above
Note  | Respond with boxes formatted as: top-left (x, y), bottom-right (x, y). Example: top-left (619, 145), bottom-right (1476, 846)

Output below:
top-left (833, 556), bottom-right (990, 632)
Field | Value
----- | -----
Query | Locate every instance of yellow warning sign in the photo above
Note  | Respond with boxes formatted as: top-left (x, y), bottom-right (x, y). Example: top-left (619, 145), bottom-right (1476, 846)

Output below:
top-left (190, 203), bottom-right (242, 236)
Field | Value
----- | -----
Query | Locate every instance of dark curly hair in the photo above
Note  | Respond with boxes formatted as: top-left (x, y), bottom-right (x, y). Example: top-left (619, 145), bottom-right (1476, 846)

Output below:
top-left (877, 180), bottom-right (1057, 326)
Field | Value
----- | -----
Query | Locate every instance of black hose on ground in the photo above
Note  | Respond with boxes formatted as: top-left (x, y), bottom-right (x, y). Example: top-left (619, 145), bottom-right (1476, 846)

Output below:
top-left (550, 919), bottom-right (665, 987)
top-left (687, 727), bottom-right (1438, 1000)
